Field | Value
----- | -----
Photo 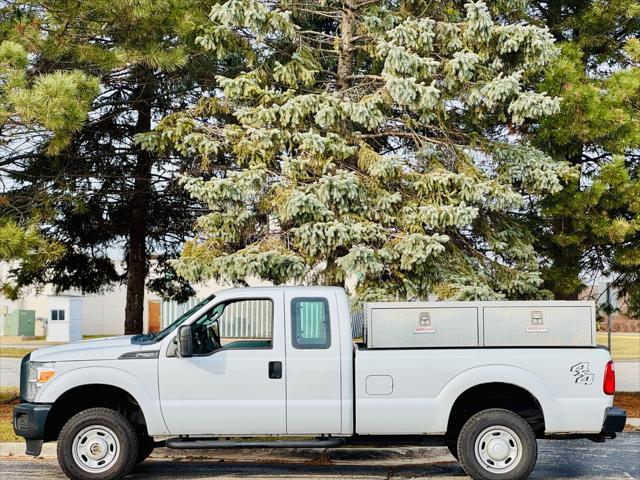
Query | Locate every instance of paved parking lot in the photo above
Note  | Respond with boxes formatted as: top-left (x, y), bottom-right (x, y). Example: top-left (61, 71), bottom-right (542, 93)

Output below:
top-left (0, 357), bottom-right (21, 387)
top-left (1, 434), bottom-right (639, 479)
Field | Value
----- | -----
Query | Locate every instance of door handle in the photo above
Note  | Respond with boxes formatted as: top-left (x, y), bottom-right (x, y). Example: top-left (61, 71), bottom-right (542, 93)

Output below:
top-left (268, 361), bottom-right (282, 379)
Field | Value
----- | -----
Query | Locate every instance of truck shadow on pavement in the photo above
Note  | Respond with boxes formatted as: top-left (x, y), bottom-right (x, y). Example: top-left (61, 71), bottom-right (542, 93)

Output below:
top-left (132, 446), bottom-right (466, 478)
top-left (130, 460), bottom-right (466, 478)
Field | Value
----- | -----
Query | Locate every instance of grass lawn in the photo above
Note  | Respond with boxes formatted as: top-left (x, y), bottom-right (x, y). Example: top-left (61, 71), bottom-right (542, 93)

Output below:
top-left (0, 347), bottom-right (34, 358)
top-left (0, 387), bottom-right (19, 403)
top-left (595, 333), bottom-right (640, 360)
top-left (0, 387), bottom-right (21, 442)
top-left (0, 336), bottom-right (117, 359)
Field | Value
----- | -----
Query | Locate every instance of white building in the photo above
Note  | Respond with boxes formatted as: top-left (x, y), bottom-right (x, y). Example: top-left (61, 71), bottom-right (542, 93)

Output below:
top-left (0, 265), bottom-right (273, 337)
top-left (0, 282), bottom-right (137, 337)
top-left (46, 295), bottom-right (83, 342)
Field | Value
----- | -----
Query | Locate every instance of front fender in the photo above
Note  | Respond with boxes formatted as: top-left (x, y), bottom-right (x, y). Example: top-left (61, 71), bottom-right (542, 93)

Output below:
top-left (37, 364), bottom-right (169, 436)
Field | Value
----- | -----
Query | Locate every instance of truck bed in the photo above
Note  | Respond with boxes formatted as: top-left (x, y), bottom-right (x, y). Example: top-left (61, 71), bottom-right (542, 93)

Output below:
top-left (354, 345), bottom-right (612, 436)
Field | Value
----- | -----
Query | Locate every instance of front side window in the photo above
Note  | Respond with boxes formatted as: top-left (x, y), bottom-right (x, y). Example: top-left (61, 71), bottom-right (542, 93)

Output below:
top-left (291, 297), bottom-right (331, 349)
top-left (151, 294), bottom-right (215, 342)
top-left (51, 309), bottom-right (65, 321)
top-left (192, 299), bottom-right (273, 355)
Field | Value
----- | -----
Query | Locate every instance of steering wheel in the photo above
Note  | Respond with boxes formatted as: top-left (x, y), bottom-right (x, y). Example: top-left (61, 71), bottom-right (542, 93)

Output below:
top-left (191, 306), bottom-right (224, 354)
top-left (192, 324), bottom-right (206, 353)
top-left (208, 323), bottom-right (220, 345)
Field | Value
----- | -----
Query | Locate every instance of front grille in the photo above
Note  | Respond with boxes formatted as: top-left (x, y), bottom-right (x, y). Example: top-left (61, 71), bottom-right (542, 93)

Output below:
top-left (19, 353), bottom-right (31, 403)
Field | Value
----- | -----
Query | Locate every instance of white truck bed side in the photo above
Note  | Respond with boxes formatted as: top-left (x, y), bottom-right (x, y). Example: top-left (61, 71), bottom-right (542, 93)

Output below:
top-left (355, 346), bottom-right (612, 435)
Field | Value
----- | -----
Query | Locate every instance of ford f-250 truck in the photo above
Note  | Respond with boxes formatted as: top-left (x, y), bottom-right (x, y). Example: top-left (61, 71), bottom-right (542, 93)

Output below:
top-left (13, 286), bottom-right (626, 480)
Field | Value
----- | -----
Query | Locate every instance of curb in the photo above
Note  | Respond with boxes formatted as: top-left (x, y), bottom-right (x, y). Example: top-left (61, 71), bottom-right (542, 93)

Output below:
top-left (0, 443), bottom-right (57, 458)
top-left (627, 418), bottom-right (640, 427)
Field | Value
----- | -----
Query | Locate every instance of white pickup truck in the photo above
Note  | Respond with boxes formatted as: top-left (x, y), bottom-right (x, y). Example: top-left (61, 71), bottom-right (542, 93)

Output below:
top-left (14, 286), bottom-right (626, 480)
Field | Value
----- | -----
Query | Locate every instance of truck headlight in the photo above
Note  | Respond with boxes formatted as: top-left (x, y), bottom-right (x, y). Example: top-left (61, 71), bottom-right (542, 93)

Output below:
top-left (25, 362), bottom-right (56, 402)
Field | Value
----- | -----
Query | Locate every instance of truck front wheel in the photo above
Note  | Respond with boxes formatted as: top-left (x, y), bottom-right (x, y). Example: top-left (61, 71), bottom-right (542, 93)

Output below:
top-left (445, 436), bottom-right (459, 460)
top-left (457, 408), bottom-right (537, 480)
top-left (135, 431), bottom-right (156, 465)
top-left (57, 407), bottom-right (139, 480)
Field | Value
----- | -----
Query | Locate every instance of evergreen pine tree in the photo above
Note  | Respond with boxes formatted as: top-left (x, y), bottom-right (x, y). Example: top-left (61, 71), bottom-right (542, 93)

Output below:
top-left (1, 1), bottom-right (225, 332)
top-left (148, 0), bottom-right (569, 301)
top-left (527, 1), bottom-right (640, 313)
top-left (1, 10), bottom-right (98, 298)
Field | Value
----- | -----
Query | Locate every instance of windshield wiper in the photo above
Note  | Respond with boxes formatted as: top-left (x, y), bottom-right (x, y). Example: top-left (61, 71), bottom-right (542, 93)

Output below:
top-left (131, 332), bottom-right (157, 344)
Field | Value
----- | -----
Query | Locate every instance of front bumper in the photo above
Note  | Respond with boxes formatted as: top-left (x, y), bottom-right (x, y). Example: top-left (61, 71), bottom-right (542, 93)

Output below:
top-left (13, 403), bottom-right (52, 456)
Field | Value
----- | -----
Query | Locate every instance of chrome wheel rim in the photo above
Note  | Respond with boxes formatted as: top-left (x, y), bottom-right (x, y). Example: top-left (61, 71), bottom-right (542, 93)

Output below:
top-left (474, 425), bottom-right (522, 474)
top-left (72, 425), bottom-right (120, 473)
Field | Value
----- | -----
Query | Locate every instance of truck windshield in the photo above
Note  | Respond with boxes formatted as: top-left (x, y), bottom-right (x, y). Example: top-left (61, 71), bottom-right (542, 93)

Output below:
top-left (131, 294), bottom-right (215, 344)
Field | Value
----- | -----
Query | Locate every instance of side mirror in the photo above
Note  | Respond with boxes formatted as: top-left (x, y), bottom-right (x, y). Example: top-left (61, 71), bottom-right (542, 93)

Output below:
top-left (177, 325), bottom-right (193, 358)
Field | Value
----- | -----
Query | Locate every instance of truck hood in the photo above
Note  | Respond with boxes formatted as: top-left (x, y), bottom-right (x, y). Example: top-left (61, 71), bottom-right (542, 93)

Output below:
top-left (29, 336), bottom-right (140, 362)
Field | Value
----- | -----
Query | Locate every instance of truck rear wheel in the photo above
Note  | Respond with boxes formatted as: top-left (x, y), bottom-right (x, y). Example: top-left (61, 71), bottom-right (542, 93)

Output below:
top-left (57, 407), bottom-right (138, 480)
top-left (457, 408), bottom-right (537, 480)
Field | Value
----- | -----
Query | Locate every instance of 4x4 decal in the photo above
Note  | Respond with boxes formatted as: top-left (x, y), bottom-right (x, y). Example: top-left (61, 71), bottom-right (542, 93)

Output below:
top-left (570, 362), bottom-right (595, 385)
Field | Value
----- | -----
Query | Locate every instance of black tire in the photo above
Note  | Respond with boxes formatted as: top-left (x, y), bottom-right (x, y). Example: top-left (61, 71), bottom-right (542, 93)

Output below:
top-left (57, 407), bottom-right (139, 480)
top-left (457, 408), bottom-right (537, 480)
top-left (135, 431), bottom-right (155, 465)
top-left (445, 436), bottom-right (459, 460)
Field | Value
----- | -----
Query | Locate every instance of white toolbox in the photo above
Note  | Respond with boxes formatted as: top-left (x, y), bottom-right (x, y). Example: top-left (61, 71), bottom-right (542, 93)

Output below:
top-left (364, 301), bottom-right (595, 348)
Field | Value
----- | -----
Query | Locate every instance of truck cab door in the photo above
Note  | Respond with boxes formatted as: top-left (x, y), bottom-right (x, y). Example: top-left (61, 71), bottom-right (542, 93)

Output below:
top-left (284, 291), bottom-right (342, 434)
top-left (158, 294), bottom-right (286, 435)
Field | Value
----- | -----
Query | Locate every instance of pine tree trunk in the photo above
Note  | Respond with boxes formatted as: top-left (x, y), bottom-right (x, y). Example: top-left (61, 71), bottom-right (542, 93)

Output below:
top-left (324, 1), bottom-right (356, 288)
top-left (124, 69), bottom-right (154, 335)
top-left (337, 1), bottom-right (355, 90)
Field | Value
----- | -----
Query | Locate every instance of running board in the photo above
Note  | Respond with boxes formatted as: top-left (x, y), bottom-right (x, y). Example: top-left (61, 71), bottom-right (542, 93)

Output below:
top-left (166, 437), bottom-right (345, 449)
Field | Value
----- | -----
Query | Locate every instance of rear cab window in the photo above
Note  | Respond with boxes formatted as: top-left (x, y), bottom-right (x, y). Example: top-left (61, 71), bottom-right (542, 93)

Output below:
top-left (291, 297), bottom-right (331, 349)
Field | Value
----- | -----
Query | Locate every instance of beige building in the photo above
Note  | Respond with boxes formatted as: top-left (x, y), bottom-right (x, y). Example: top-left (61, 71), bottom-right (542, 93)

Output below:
top-left (0, 259), bottom-right (273, 337)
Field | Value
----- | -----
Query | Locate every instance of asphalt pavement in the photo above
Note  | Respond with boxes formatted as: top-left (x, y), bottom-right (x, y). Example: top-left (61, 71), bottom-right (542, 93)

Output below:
top-left (0, 357), bottom-right (21, 388)
top-left (1, 434), bottom-right (639, 479)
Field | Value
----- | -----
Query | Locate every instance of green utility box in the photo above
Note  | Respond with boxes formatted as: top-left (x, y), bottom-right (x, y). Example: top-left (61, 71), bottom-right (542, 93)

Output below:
top-left (2, 309), bottom-right (36, 336)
